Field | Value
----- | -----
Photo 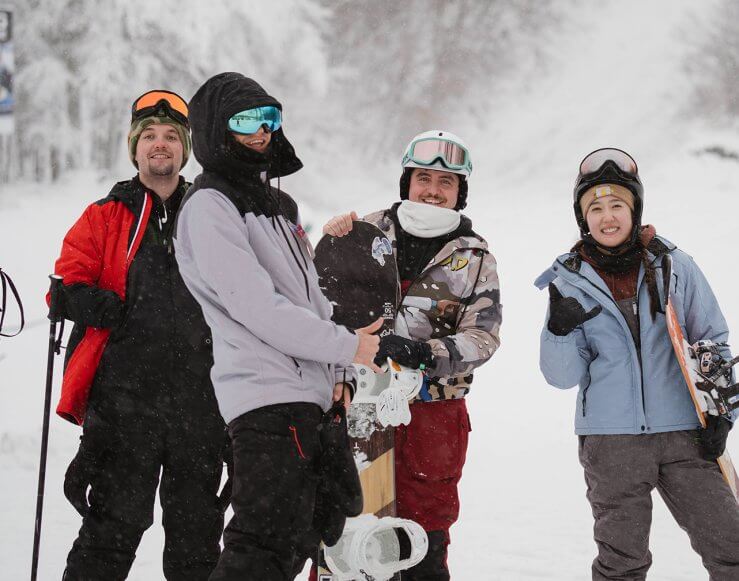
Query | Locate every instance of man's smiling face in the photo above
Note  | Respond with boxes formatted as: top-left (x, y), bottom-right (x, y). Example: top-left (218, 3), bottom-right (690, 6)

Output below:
top-left (134, 123), bottom-right (183, 178)
top-left (231, 125), bottom-right (272, 154)
top-left (408, 168), bottom-right (460, 209)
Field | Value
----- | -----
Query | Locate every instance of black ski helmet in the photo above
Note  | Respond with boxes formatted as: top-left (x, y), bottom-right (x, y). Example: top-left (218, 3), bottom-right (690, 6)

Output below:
top-left (573, 147), bottom-right (644, 237)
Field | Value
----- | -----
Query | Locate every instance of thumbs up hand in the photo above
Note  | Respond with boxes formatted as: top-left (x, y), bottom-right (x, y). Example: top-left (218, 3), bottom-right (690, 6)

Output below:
top-left (547, 283), bottom-right (602, 336)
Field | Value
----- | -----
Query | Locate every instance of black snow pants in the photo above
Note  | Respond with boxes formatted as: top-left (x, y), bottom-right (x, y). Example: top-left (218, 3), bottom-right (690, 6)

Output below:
top-left (401, 531), bottom-right (450, 580)
top-left (209, 402), bottom-right (323, 581)
top-left (63, 406), bottom-right (226, 581)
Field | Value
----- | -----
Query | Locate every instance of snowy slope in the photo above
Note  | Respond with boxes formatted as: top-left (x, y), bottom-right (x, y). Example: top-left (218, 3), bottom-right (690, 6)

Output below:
top-left (2, 1), bottom-right (739, 579)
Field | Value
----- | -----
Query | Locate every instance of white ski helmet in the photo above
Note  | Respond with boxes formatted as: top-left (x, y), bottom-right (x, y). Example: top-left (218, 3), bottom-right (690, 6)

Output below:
top-left (401, 130), bottom-right (472, 178)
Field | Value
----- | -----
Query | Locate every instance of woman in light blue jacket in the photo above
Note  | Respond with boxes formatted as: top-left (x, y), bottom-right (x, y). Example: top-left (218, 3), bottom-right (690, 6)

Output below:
top-left (536, 148), bottom-right (739, 581)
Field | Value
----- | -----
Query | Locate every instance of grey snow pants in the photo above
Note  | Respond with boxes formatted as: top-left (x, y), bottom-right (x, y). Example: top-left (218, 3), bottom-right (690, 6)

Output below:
top-left (579, 430), bottom-right (739, 581)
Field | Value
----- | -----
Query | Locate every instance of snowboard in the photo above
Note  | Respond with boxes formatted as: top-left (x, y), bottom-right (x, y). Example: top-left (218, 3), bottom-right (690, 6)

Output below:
top-left (313, 220), bottom-right (401, 580)
top-left (662, 254), bottom-right (739, 503)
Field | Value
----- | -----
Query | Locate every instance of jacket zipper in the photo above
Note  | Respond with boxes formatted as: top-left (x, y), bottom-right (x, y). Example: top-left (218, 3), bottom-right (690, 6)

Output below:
top-left (163, 201), bottom-right (177, 376)
top-left (126, 195), bottom-right (150, 264)
top-left (563, 263), bottom-right (647, 425)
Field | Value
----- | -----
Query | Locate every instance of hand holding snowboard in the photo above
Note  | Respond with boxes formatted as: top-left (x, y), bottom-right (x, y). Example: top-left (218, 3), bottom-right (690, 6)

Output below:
top-left (323, 212), bottom-right (359, 238)
top-left (354, 318), bottom-right (383, 372)
top-left (375, 335), bottom-right (434, 370)
top-left (699, 415), bottom-right (733, 461)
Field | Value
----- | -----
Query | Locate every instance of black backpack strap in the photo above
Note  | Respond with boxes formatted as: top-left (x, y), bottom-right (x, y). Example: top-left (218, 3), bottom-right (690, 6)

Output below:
top-left (0, 268), bottom-right (25, 337)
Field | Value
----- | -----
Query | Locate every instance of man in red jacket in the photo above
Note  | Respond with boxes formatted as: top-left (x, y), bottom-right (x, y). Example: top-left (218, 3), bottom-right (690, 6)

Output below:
top-left (54, 90), bottom-right (227, 581)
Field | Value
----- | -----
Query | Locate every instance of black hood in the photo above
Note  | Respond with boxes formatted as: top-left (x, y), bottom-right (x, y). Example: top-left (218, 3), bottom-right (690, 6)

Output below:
top-left (189, 72), bottom-right (303, 181)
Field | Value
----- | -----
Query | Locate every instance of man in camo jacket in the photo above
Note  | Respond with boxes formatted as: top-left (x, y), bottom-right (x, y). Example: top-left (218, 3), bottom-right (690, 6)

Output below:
top-left (322, 130), bottom-right (502, 580)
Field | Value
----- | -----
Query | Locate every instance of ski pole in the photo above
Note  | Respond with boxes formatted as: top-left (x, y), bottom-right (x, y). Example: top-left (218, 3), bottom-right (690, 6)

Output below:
top-left (31, 274), bottom-right (64, 581)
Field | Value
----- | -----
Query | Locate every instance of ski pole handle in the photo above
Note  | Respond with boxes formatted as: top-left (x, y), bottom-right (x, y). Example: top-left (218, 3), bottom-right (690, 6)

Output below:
top-left (47, 274), bottom-right (63, 322)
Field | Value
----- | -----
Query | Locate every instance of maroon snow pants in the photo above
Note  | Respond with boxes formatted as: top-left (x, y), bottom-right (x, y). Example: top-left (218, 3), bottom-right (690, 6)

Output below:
top-left (309, 398), bottom-right (471, 581)
top-left (395, 398), bottom-right (471, 579)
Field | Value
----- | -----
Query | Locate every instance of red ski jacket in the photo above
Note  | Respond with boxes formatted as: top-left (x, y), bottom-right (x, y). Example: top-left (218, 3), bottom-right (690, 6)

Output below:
top-left (50, 184), bottom-right (152, 425)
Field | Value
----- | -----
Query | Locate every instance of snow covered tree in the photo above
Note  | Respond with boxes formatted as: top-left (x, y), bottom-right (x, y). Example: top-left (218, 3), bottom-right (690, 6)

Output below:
top-left (2, 0), bottom-right (561, 184)
top-left (685, 0), bottom-right (739, 124)
top-left (5, 0), bottom-right (328, 183)
top-left (322, 0), bottom-right (559, 158)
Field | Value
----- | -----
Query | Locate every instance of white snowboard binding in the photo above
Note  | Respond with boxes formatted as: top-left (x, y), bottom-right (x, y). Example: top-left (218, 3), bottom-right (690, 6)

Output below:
top-left (323, 514), bottom-right (428, 581)
top-left (353, 359), bottom-right (424, 427)
top-left (689, 340), bottom-right (739, 417)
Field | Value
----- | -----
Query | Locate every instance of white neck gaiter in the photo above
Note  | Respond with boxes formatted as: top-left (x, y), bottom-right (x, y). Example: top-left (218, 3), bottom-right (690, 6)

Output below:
top-left (396, 200), bottom-right (461, 238)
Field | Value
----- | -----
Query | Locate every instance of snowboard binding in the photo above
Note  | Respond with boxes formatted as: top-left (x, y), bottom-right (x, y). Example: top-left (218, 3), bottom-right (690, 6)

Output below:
top-left (689, 340), bottom-right (739, 417)
top-left (323, 513), bottom-right (429, 581)
top-left (353, 359), bottom-right (424, 427)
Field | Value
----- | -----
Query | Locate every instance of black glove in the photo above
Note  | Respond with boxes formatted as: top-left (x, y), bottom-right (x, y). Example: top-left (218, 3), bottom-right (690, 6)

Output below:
top-left (64, 412), bottom-right (115, 517)
top-left (318, 402), bottom-right (363, 517)
top-left (312, 402), bottom-right (363, 546)
top-left (375, 335), bottom-right (434, 370)
top-left (698, 415), bottom-right (733, 461)
top-left (218, 431), bottom-right (234, 512)
top-left (312, 482), bottom-right (348, 548)
top-left (64, 447), bottom-right (98, 517)
top-left (547, 283), bottom-right (602, 336)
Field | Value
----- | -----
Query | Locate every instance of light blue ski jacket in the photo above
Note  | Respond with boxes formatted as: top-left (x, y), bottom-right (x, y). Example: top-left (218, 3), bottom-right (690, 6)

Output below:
top-left (535, 236), bottom-right (733, 435)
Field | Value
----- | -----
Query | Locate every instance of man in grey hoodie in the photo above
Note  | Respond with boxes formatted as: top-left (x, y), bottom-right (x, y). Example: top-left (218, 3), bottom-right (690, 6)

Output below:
top-left (174, 72), bottom-right (380, 580)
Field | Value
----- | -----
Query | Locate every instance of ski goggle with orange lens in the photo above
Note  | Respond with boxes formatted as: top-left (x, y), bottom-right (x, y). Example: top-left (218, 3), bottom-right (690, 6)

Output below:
top-left (579, 148), bottom-right (638, 177)
top-left (131, 90), bottom-right (189, 128)
top-left (228, 106), bottom-right (282, 135)
top-left (404, 138), bottom-right (471, 173)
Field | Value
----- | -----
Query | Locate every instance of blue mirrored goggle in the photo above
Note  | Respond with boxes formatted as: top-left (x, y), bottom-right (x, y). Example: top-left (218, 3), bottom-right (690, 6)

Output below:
top-left (227, 106), bottom-right (282, 135)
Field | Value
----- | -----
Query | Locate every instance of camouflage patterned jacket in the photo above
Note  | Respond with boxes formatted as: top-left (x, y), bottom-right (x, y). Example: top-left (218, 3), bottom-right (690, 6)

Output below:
top-left (364, 209), bottom-right (502, 401)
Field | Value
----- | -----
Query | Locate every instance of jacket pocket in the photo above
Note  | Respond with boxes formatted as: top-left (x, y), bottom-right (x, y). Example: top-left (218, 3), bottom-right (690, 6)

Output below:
top-left (290, 357), bottom-right (303, 378)
top-left (580, 367), bottom-right (593, 416)
top-left (581, 383), bottom-right (590, 417)
top-left (578, 434), bottom-right (605, 468)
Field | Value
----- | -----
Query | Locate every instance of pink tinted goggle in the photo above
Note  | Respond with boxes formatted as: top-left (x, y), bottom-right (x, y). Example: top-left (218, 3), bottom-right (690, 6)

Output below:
top-left (406, 138), bottom-right (470, 171)
top-left (579, 148), bottom-right (638, 176)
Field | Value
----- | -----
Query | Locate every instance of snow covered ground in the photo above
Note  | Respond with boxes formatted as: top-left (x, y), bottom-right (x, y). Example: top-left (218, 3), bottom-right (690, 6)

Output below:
top-left (2, 1), bottom-right (739, 579)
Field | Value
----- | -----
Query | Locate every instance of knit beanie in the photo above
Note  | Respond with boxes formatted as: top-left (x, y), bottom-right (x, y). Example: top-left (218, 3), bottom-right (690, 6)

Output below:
top-left (128, 115), bottom-right (191, 169)
top-left (579, 183), bottom-right (635, 218)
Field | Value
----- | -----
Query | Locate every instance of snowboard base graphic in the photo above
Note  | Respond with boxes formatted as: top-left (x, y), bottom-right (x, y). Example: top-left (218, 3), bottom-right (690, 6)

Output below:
top-left (314, 221), bottom-right (401, 579)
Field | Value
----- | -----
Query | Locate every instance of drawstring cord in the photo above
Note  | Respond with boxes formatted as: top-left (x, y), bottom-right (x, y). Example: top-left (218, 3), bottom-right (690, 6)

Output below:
top-left (265, 173), bottom-right (311, 300)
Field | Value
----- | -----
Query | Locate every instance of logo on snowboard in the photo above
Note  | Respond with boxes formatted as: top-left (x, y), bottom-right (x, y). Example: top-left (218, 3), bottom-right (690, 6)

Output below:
top-left (371, 236), bottom-right (393, 266)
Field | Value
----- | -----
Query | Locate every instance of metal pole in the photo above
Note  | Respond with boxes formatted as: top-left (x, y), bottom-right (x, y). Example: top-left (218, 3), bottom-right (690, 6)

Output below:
top-left (31, 274), bottom-right (63, 581)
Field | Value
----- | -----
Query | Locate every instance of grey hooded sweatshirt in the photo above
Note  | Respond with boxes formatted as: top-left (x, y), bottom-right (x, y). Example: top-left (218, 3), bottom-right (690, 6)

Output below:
top-left (174, 73), bottom-right (357, 423)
